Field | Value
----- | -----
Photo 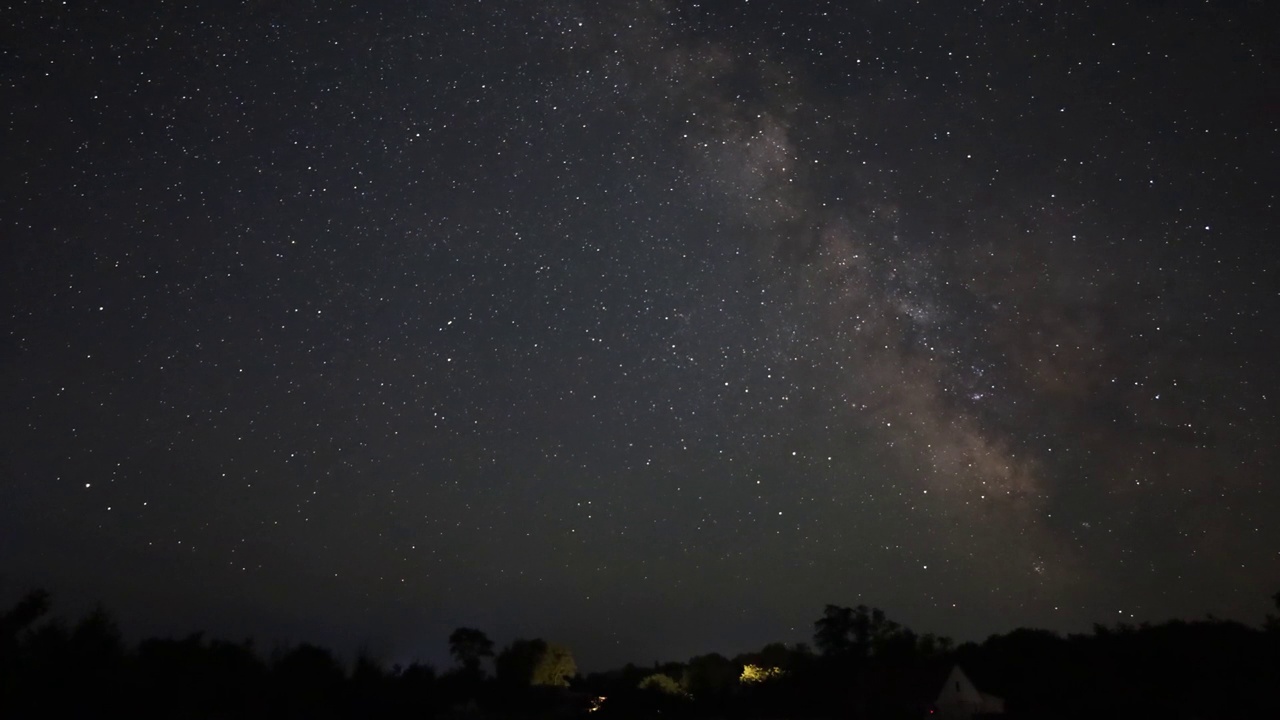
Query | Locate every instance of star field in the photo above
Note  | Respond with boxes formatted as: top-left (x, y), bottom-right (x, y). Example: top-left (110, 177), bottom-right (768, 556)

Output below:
top-left (2, 0), bottom-right (1277, 669)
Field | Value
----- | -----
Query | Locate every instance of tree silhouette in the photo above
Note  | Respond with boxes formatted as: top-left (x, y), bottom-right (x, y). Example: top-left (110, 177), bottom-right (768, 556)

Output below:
top-left (756, 641), bottom-right (791, 669)
top-left (531, 642), bottom-right (575, 687)
top-left (496, 638), bottom-right (546, 686)
top-left (496, 638), bottom-right (576, 687)
top-left (392, 662), bottom-right (438, 718)
top-left (448, 627), bottom-right (494, 674)
top-left (814, 604), bottom-right (910, 658)
top-left (814, 604), bottom-right (855, 656)
top-left (682, 652), bottom-right (736, 698)
top-left (0, 588), bottom-right (50, 638)
top-left (3, 589), bottom-right (1279, 719)
top-left (273, 642), bottom-right (346, 718)
top-left (639, 672), bottom-right (686, 695)
top-left (66, 603), bottom-right (126, 715)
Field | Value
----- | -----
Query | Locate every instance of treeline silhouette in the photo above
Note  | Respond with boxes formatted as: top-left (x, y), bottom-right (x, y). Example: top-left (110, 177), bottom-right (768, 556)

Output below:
top-left (2, 588), bottom-right (1279, 719)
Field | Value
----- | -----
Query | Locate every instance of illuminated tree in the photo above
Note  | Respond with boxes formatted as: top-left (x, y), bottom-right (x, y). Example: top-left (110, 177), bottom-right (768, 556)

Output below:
top-left (531, 642), bottom-right (576, 687)
top-left (639, 672), bottom-right (686, 696)
top-left (739, 664), bottom-right (787, 683)
top-left (496, 639), bottom-right (576, 687)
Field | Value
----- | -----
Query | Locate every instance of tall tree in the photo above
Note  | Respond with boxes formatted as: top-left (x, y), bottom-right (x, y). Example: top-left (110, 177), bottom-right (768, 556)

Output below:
top-left (496, 639), bottom-right (576, 687)
top-left (813, 604), bottom-right (913, 659)
top-left (531, 642), bottom-right (575, 687)
top-left (814, 604), bottom-right (855, 656)
top-left (448, 627), bottom-right (494, 673)
top-left (496, 638), bottom-right (546, 686)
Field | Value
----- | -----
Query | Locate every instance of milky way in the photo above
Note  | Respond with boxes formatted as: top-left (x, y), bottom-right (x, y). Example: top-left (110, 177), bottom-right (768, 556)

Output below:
top-left (3, 0), bottom-right (1277, 668)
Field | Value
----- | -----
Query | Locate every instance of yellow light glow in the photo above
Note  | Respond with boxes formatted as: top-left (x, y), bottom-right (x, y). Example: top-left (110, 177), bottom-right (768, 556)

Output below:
top-left (739, 664), bottom-right (786, 683)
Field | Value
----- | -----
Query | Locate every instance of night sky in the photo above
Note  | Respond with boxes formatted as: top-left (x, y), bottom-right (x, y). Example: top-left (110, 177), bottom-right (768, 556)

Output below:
top-left (3, 0), bottom-right (1278, 671)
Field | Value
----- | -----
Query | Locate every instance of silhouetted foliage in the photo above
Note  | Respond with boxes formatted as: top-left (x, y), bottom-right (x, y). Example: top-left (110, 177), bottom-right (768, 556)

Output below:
top-left (395, 661), bottom-right (439, 717)
top-left (0, 588), bottom-right (50, 637)
top-left (640, 671), bottom-right (684, 694)
top-left (448, 626), bottom-right (494, 673)
top-left (813, 603), bottom-right (916, 660)
top-left (270, 643), bottom-right (346, 718)
top-left (3, 589), bottom-right (1280, 719)
top-left (1266, 590), bottom-right (1280, 633)
top-left (0, 591), bottom-right (423, 719)
top-left (682, 652), bottom-right (735, 699)
top-left (496, 637), bottom-right (577, 690)
top-left (496, 637), bottom-right (546, 687)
